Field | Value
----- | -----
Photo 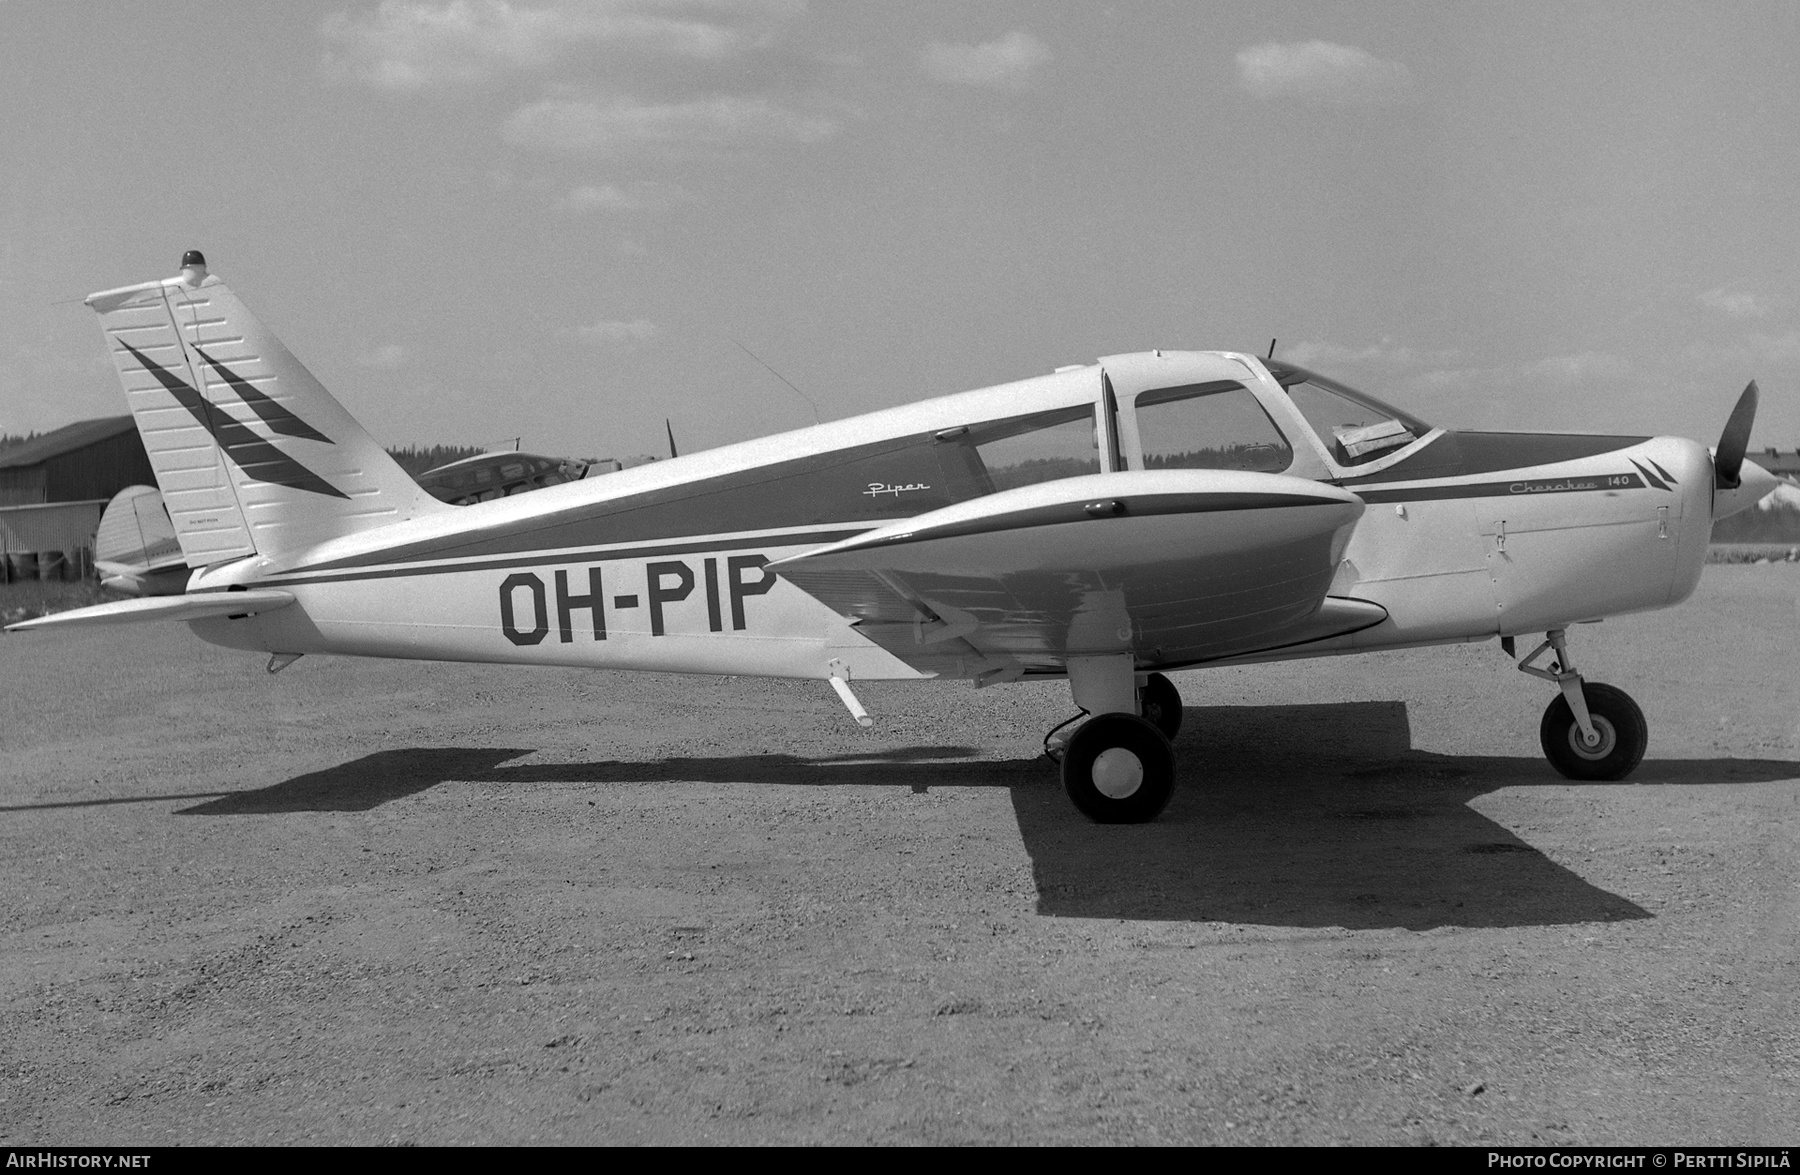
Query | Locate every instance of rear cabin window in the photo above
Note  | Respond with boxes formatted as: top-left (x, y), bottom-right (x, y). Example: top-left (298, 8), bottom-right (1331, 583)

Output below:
top-left (934, 404), bottom-right (1101, 498)
top-left (1134, 381), bottom-right (1292, 474)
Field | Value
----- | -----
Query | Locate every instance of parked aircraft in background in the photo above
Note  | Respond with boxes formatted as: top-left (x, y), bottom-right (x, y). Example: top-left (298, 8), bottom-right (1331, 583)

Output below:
top-left (94, 445), bottom-right (598, 589)
top-left (413, 451), bottom-right (593, 506)
top-left (7, 252), bottom-right (1777, 822)
top-left (92, 484), bottom-right (187, 597)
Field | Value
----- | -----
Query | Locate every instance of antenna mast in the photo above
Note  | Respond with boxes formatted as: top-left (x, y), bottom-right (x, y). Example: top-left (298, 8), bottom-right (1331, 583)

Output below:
top-left (730, 339), bottom-right (821, 424)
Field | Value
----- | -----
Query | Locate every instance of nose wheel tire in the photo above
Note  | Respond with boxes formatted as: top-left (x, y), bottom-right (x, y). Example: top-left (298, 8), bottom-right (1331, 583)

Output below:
top-left (1139, 672), bottom-right (1183, 742)
top-left (1061, 713), bottom-right (1175, 823)
top-left (1538, 682), bottom-right (1647, 781)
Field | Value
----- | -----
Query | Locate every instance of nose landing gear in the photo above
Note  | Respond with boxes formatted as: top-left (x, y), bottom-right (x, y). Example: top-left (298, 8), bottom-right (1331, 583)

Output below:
top-left (1514, 629), bottom-right (1648, 780)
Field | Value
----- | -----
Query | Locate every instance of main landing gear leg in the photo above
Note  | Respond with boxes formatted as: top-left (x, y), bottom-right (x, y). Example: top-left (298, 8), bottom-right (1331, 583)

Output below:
top-left (1515, 628), bottom-right (1648, 781)
top-left (1056, 657), bottom-right (1177, 823)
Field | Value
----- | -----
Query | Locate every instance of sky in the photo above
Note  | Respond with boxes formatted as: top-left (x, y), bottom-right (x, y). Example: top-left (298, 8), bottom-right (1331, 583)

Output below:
top-left (3, 1), bottom-right (1798, 462)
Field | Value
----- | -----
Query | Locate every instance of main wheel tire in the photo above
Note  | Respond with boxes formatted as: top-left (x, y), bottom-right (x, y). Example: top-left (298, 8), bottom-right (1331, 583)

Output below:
top-left (1061, 713), bottom-right (1176, 823)
top-left (1539, 682), bottom-right (1647, 781)
top-left (1139, 672), bottom-right (1183, 742)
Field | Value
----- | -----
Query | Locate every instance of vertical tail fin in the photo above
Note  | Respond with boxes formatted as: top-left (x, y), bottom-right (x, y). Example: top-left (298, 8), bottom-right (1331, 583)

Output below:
top-left (85, 251), bottom-right (446, 566)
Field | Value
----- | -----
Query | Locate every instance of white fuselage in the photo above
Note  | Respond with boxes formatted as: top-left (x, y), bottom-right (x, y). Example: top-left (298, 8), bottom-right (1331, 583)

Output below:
top-left (182, 352), bottom-right (1723, 682)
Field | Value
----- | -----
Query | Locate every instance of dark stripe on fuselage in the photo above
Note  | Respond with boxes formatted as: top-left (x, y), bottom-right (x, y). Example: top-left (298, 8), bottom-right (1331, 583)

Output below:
top-left (1336, 431), bottom-right (1650, 485)
top-left (288, 426), bottom-right (1013, 575)
top-left (1353, 472), bottom-right (1649, 505)
top-left (261, 489), bottom-right (1341, 589)
top-left (258, 527), bottom-right (872, 589)
top-left (825, 492), bottom-right (1346, 554)
top-left (120, 341), bottom-right (349, 500)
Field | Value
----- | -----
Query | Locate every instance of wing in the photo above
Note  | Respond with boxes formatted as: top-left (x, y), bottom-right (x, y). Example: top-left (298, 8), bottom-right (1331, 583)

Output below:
top-left (774, 470), bottom-right (1381, 677)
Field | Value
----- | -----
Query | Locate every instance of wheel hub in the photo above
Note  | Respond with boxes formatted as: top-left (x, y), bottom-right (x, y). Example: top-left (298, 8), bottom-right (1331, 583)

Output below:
top-left (1566, 714), bottom-right (1617, 760)
top-left (1091, 747), bottom-right (1144, 799)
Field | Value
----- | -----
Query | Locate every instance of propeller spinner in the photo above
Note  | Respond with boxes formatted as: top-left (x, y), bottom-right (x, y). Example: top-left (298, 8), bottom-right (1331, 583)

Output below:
top-left (1714, 380), bottom-right (1759, 489)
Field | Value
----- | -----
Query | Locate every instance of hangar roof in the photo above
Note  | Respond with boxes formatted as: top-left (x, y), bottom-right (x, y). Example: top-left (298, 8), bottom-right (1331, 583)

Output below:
top-left (0, 416), bottom-right (137, 470)
top-left (1760, 448), bottom-right (1800, 477)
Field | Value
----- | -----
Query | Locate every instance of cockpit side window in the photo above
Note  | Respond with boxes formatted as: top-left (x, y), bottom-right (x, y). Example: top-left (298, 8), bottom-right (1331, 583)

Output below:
top-left (1133, 381), bottom-right (1293, 474)
top-left (935, 404), bottom-right (1101, 498)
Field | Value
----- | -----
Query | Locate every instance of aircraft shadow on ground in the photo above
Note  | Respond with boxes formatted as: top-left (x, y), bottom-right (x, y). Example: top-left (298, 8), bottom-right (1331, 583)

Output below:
top-left (1005, 701), bottom-right (1780, 932)
top-left (176, 747), bottom-right (536, 815)
top-left (150, 701), bottom-right (1800, 932)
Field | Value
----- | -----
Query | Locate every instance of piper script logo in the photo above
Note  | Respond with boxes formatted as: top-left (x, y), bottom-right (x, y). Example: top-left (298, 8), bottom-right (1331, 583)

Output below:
top-left (864, 482), bottom-right (931, 499)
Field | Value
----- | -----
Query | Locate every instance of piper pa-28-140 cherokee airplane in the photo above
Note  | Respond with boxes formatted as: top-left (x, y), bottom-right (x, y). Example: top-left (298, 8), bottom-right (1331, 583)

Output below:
top-left (8, 252), bottom-right (1779, 823)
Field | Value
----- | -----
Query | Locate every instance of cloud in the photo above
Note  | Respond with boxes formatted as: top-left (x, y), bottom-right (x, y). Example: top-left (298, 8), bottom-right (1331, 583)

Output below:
top-left (357, 343), bottom-right (410, 369)
top-left (1698, 287), bottom-right (1768, 320)
top-left (557, 181), bottom-right (695, 211)
top-left (503, 94), bottom-right (837, 154)
top-left (1236, 40), bottom-right (1413, 105)
top-left (920, 30), bottom-right (1051, 89)
top-left (561, 182), bottom-right (637, 211)
top-left (571, 317), bottom-right (657, 345)
top-left (321, 0), bottom-right (802, 91)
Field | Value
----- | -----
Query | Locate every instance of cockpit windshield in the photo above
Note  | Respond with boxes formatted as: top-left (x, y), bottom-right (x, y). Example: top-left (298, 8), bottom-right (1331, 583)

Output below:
top-left (1263, 359), bottom-right (1432, 467)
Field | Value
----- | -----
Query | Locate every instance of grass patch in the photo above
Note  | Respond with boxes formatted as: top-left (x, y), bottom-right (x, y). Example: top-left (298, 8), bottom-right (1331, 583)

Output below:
top-left (0, 579), bottom-right (120, 628)
top-left (1712, 505), bottom-right (1800, 543)
top-left (1708, 544), bottom-right (1800, 564)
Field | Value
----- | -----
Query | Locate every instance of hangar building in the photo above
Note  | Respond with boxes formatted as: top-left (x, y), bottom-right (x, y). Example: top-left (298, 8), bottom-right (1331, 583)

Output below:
top-left (0, 416), bottom-right (156, 577)
top-left (1758, 447), bottom-right (1800, 483)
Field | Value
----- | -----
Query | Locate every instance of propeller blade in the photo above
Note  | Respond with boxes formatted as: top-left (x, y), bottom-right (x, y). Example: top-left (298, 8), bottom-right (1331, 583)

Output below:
top-left (1715, 380), bottom-right (1759, 489)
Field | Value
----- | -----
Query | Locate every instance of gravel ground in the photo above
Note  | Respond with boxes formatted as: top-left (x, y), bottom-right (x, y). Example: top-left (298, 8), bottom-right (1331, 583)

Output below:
top-left (1, 566), bottom-right (1796, 1146)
